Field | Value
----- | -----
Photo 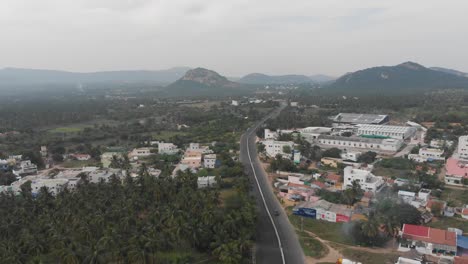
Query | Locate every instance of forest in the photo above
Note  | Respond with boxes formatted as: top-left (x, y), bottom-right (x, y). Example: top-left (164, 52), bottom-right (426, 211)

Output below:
top-left (0, 172), bottom-right (256, 264)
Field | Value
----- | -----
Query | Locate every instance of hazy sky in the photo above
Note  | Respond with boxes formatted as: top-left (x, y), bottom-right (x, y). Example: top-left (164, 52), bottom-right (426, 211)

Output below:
top-left (1, 0), bottom-right (468, 76)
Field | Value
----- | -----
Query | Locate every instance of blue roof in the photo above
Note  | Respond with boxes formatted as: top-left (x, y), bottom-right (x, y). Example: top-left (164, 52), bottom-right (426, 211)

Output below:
top-left (457, 235), bottom-right (468, 249)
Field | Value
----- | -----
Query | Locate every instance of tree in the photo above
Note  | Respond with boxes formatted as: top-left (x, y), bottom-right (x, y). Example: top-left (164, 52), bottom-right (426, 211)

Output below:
top-left (322, 148), bottom-right (342, 158)
top-left (282, 145), bottom-right (292, 154)
top-left (357, 151), bottom-right (377, 164)
top-left (0, 172), bottom-right (16, 185)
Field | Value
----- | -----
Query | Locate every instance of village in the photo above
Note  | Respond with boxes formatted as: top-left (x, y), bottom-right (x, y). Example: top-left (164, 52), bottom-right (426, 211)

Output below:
top-left (258, 112), bottom-right (468, 264)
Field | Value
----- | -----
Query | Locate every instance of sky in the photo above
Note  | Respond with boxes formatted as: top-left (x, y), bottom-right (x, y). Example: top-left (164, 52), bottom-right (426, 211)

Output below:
top-left (1, 0), bottom-right (468, 77)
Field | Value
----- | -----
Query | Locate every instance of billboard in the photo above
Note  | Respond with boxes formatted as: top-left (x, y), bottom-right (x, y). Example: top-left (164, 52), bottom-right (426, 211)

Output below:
top-left (293, 207), bottom-right (316, 218)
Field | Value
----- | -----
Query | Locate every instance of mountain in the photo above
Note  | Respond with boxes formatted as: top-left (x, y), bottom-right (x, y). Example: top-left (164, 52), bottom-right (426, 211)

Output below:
top-left (238, 73), bottom-right (313, 85)
top-left (164, 68), bottom-right (248, 96)
top-left (308, 74), bottom-right (336, 83)
top-left (327, 62), bottom-right (468, 93)
top-left (0, 67), bottom-right (191, 85)
top-left (430, 67), bottom-right (468, 78)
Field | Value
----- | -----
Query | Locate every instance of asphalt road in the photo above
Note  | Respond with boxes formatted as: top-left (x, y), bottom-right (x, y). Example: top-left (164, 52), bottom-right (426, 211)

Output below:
top-left (240, 105), bottom-right (305, 264)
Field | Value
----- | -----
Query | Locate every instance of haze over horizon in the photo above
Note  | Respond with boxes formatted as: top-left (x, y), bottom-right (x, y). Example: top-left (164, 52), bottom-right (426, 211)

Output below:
top-left (2, 0), bottom-right (468, 76)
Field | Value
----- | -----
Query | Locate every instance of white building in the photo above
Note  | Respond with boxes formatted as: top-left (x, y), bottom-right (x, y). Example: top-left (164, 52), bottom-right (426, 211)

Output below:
top-left (188, 143), bottom-right (212, 154)
top-left (231, 100), bottom-right (239, 106)
top-left (158, 142), bottom-right (180, 155)
top-left (13, 160), bottom-right (38, 176)
top-left (299, 127), bottom-right (333, 143)
top-left (30, 178), bottom-right (69, 196)
top-left (356, 124), bottom-right (417, 140)
top-left (408, 148), bottom-right (445, 162)
top-left (264, 129), bottom-right (278, 140)
top-left (128, 148), bottom-right (152, 160)
top-left (343, 166), bottom-right (384, 192)
top-left (203, 154), bottom-right (217, 168)
top-left (341, 151), bottom-right (361, 162)
top-left (430, 139), bottom-right (454, 149)
top-left (261, 140), bottom-right (295, 158)
top-left (197, 176), bottom-right (217, 188)
top-left (458, 135), bottom-right (468, 160)
top-left (318, 135), bottom-right (403, 152)
top-left (88, 169), bottom-right (122, 183)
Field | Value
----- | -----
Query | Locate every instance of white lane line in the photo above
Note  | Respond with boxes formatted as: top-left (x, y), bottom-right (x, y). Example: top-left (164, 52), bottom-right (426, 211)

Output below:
top-left (246, 125), bottom-right (286, 264)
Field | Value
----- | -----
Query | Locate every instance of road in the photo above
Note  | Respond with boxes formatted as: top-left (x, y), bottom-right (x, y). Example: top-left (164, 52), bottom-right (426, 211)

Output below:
top-left (240, 104), bottom-right (305, 264)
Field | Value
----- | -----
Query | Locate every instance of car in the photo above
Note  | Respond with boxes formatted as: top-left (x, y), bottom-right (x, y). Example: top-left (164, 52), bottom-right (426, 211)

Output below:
top-left (273, 210), bottom-right (280, 216)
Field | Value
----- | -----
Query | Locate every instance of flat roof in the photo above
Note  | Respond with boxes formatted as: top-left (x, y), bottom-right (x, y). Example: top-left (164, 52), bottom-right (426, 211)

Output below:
top-left (331, 113), bottom-right (388, 124)
top-left (357, 124), bottom-right (415, 134)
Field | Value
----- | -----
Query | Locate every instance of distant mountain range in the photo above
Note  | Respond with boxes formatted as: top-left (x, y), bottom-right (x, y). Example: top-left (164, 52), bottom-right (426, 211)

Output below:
top-left (164, 68), bottom-right (251, 96)
top-left (0, 67), bottom-right (191, 85)
top-left (326, 62), bottom-right (468, 92)
top-left (238, 73), bottom-right (335, 85)
top-left (430, 67), bottom-right (468, 78)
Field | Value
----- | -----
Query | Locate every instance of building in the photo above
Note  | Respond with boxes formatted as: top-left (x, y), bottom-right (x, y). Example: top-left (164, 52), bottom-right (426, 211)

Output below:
top-left (293, 150), bottom-right (301, 164)
top-left (128, 148), bottom-right (152, 160)
top-left (101, 152), bottom-right (122, 168)
top-left (399, 224), bottom-right (457, 257)
top-left (408, 148), bottom-right (445, 163)
top-left (88, 169), bottom-right (122, 183)
top-left (30, 178), bottom-right (69, 196)
top-left (330, 113), bottom-right (389, 125)
top-left (293, 199), bottom-right (353, 223)
top-left (187, 143), bottom-right (212, 154)
top-left (158, 142), bottom-right (180, 155)
top-left (395, 257), bottom-right (422, 264)
top-left (181, 150), bottom-right (203, 168)
top-left (318, 135), bottom-right (403, 152)
top-left (264, 129), bottom-right (278, 140)
top-left (356, 124), bottom-right (417, 140)
top-left (231, 100), bottom-right (239, 106)
top-left (459, 136), bottom-right (468, 160)
top-left (12, 160), bottom-right (38, 176)
top-left (430, 139), bottom-right (454, 149)
top-left (299, 127), bottom-right (333, 142)
top-left (445, 158), bottom-right (468, 185)
top-left (341, 151), bottom-right (361, 162)
top-left (70, 154), bottom-right (91, 161)
top-left (40, 146), bottom-right (48, 157)
top-left (343, 166), bottom-right (385, 192)
top-left (203, 154), bottom-right (217, 168)
top-left (197, 176), bottom-right (217, 188)
top-left (261, 140), bottom-right (295, 158)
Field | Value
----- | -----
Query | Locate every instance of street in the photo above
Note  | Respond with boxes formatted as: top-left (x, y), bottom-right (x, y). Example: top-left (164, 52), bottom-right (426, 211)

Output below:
top-left (240, 104), bottom-right (305, 264)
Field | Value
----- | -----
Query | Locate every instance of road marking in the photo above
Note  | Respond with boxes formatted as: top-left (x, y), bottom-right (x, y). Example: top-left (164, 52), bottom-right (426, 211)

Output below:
top-left (246, 124), bottom-right (286, 264)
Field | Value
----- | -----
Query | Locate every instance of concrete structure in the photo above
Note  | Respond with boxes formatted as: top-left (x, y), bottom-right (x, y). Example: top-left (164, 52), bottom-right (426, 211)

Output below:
top-left (158, 142), bottom-right (180, 155)
top-left (264, 129), bottom-right (278, 140)
top-left (395, 257), bottom-right (422, 264)
top-left (409, 148), bottom-right (445, 163)
top-left (298, 127), bottom-right (333, 143)
top-left (331, 113), bottom-right (389, 125)
top-left (445, 158), bottom-right (468, 186)
top-left (128, 148), bottom-right (152, 160)
top-left (231, 100), bottom-right (239, 106)
top-left (261, 140), bottom-right (295, 158)
top-left (88, 169), bottom-right (122, 183)
top-left (356, 124), bottom-right (417, 140)
top-left (399, 224), bottom-right (457, 257)
top-left (430, 139), bottom-right (454, 149)
top-left (459, 136), bottom-right (468, 160)
top-left (30, 178), bottom-right (69, 196)
top-left (101, 152), bottom-right (122, 168)
top-left (181, 150), bottom-right (203, 168)
top-left (341, 151), bottom-right (361, 162)
top-left (197, 176), bottom-right (217, 188)
top-left (293, 199), bottom-right (352, 223)
top-left (318, 135), bottom-right (403, 152)
top-left (343, 166), bottom-right (384, 192)
top-left (203, 154), bottom-right (217, 168)
top-left (70, 154), bottom-right (91, 161)
top-left (12, 160), bottom-right (38, 176)
top-left (188, 143), bottom-right (212, 154)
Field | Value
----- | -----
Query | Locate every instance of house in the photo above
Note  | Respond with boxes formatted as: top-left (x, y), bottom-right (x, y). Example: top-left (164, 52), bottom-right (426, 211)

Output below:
top-left (188, 143), bottom-right (212, 154)
top-left (101, 152), bottom-right (122, 168)
top-left (324, 173), bottom-right (341, 188)
top-left (330, 113), bottom-right (389, 125)
top-left (181, 150), bottom-right (203, 168)
top-left (459, 135), bottom-right (468, 160)
top-left (158, 142), bottom-right (180, 155)
top-left (356, 124), bottom-right (417, 140)
top-left (278, 182), bottom-right (315, 202)
top-left (261, 140), bottom-right (295, 158)
top-left (341, 151), bottom-right (361, 162)
top-left (317, 135), bottom-right (403, 152)
top-left (197, 176), bottom-right (217, 188)
top-left (343, 166), bottom-right (384, 192)
top-left (128, 148), bottom-right (152, 160)
top-left (430, 139), bottom-right (454, 149)
top-left (399, 224), bottom-right (457, 257)
top-left (70, 154), bottom-right (91, 161)
top-left (12, 160), bottom-right (38, 176)
top-left (408, 148), bottom-right (445, 163)
top-left (398, 190), bottom-right (416, 203)
top-left (231, 100), bottom-right (239, 106)
top-left (264, 129), bottom-right (278, 140)
top-left (445, 158), bottom-right (468, 186)
top-left (426, 199), bottom-right (446, 215)
top-left (293, 199), bottom-right (352, 223)
top-left (203, 154), bottom-right (217, 168)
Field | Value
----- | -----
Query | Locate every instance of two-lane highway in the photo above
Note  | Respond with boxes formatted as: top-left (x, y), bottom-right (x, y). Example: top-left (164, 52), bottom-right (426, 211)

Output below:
top-left (240, 105), bottom-right (305, 264)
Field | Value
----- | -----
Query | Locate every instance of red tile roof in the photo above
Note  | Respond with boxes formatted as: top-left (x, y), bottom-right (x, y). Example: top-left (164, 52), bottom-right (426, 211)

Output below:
top-left (325, 173), bottom-right (341, 182)
top-left (446, 158), bottom-right (468, 178)
top-left (462, 208), bottom-right (468, 215)
top-left (402, 224), bottom-right (456, 246)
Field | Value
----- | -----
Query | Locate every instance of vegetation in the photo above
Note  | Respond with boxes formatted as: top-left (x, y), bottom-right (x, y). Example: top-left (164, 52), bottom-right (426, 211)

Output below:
top-left (297, 231), bottom-right (328, 258)
top-left (357, 151), bottom-right (377, 164)
top-left (0, 172), bottom-right (256, 263)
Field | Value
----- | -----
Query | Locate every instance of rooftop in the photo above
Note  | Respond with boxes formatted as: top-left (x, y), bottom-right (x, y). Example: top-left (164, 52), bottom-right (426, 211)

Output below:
top-left (331, 113), bottom-right (388, 124)
top-left (357, 124), bottom-right (415, 133)
top-left (446, 158), bottom-right (468, 178)
top-left (402, 224), bottom-right (456, 246)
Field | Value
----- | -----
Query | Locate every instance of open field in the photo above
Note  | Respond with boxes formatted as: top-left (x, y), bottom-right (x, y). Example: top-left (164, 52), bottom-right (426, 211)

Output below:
top-left (48, 126), bottom-right (89, 133)
top-left (152, 131), bottom-right (188, 141)
top-left (297, 231), bottom-right (328, 258)
top-left (341, 248), bottom-right (399, 264)
top-left (428, 216), bottom-right (468, 231)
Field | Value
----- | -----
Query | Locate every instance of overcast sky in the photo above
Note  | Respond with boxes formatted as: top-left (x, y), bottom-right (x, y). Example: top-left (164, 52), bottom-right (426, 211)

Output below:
top-left (1, 0), bottom-right (468, 77)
